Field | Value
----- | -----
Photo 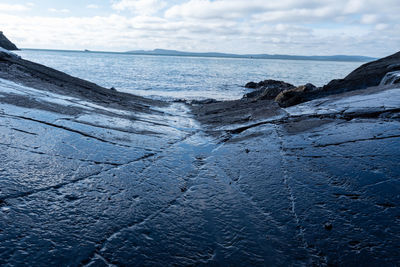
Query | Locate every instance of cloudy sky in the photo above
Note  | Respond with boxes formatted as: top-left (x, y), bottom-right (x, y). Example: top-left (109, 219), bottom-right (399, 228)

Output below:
top-left (0, 0), bottom-right (399, 57)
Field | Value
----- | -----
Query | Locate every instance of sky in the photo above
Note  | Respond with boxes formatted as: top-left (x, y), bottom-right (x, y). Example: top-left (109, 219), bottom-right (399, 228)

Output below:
top-left (0, 0), bottom-right (399, 57)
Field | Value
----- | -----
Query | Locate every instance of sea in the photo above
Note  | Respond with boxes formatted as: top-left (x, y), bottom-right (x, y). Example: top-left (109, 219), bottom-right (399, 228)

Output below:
top-left (15, 49), bottom-right (364, 101)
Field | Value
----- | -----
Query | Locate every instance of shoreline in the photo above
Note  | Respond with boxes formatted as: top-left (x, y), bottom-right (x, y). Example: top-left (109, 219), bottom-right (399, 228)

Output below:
top-left (1, 48), bottom-right (399, 132)
top-left (1, 48), bottom-right (400, 266)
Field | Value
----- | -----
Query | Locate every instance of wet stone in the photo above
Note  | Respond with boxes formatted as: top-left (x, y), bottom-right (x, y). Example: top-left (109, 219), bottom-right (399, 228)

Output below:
top-left (0, 73), bottom-right (399, 266)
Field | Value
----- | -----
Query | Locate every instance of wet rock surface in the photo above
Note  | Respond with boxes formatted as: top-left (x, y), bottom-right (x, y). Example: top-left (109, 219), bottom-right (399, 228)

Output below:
top-left (0, 53), bottom-right (400, 266)
top-left (380, 70), bottom-right (400, 86)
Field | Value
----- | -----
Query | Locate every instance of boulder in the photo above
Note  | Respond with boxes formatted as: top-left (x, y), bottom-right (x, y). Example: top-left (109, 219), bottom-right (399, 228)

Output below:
top-left (275, 83), bottom-right (317, 107)
top-left (243, 79), bottom-right (295, 100)
top-left (0, 31), bottom-right (18, 50)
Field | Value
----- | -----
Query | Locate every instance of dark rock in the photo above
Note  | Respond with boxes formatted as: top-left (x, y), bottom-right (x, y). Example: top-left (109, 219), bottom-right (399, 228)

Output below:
top-left (300, 83), bottom-right (317, 92)
top-left (245, 79), bottom-right (294, 91)
top-left (322, 51), bottom-right (400, 93)
top-left (110, 87), bottom-right (117, 91)
top-left (243, 79), bottom-right (295, 100)
top-left (274, 51), bottom-right (400, 107)
top-left (275, 83), bottom-right (318, 107)
top-left (1, 46), bottom-right (400, 266)
top-left (0, 31), bottom-right (18, 50)
top-left (0, 49), bottom-right (164, 112)
top-left (245, 81), bottom-right (258, 89)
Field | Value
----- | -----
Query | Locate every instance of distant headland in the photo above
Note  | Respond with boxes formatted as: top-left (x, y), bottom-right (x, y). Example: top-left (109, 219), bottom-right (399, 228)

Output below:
top-left (21, 47), bottom-right (375, 63)
top-left (125, 48), bottom-right (375, 62)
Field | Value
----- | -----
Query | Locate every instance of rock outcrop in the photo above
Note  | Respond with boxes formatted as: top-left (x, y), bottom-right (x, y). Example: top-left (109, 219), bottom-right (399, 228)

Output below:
top-left (0, 31), bottom-right (18, 50)
top-left (0, 49), bottom-right (163, 112)
top-left (243, 79), bottom-right (295, 100)
top-left (245, 51), bottom-right (400, 107)
top-left (275, 83), bottom-right (317, 107)
top-left (321, 51), bottom-right (400, 93)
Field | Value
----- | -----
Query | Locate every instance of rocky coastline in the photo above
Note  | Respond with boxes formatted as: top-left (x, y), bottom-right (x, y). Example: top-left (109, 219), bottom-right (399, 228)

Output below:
top-left (241, 51), bottom-right (400, 107)
top-left (0, 34), bottom-right (399, 266)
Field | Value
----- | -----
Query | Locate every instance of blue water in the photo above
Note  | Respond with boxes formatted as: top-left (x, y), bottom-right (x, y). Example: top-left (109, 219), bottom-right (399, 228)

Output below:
top-left (16, 49), bottom-right (363, 101)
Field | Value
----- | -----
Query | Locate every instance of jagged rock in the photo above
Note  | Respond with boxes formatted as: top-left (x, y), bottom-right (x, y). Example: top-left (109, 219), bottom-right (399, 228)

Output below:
top-left (0, 31), bottom-right (18, 50)
top-left (243, 79), bottom-right (295, 100)
top-left (275, 83), bottom-right (317, 107)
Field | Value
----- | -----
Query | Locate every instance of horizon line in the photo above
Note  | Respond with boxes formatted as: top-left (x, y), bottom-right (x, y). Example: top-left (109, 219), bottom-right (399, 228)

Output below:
top-left (18, 48), bottom-right (377, 62)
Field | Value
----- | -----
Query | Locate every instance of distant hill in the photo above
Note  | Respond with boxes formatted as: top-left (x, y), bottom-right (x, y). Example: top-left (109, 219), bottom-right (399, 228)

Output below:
top-left (0, 31), bottom-right (18, 51)
top-left (125, 49), bottom-right (375, 62)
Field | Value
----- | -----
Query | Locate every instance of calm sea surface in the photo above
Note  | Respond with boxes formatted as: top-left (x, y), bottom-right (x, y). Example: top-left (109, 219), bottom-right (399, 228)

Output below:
top-left (16, 49), bottom-right (363, 101)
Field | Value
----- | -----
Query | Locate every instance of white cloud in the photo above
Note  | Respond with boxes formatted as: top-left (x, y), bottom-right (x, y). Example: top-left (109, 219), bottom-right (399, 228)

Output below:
top-left (344, 0), bottom-right (364, 14)
top-left (375, 23), bottom-right (388, 31)
top-left (165, 0), bottom-right (400, 25)
top-left (0, 3), bottom-right (30, 12)
top-left (166, 0), bottom-right (263, 19)
top-left (165, 0), bottom-right (333, 20)
top-left (361, 14), bottom-right (378, 24)
top-left (112, 0), bottom-right (166, 15)
top-left (0, 0), bottom-right (399, 57)
top-left (48, 8), bottom-right (70, 13)
top-left (87, 4), bottom-right (100, 9)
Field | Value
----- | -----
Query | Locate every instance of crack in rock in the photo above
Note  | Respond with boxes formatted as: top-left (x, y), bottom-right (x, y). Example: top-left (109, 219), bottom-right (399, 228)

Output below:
top-left (1, 113), bottom-right (132, 148)
top-left (276, 125), bottom-right (328, 266)
top-left (314, 134), bottom-right (400, 147)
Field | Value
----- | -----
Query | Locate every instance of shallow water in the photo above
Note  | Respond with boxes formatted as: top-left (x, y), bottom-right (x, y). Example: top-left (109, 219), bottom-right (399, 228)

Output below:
top-left (16, 49), bottom-right (362, 101)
